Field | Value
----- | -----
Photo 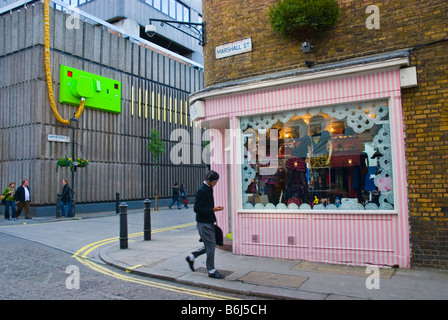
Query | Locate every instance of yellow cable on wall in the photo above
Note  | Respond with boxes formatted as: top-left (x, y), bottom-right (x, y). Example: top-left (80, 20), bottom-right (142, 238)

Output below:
top-left (44, 0), bottom-right (85, 124)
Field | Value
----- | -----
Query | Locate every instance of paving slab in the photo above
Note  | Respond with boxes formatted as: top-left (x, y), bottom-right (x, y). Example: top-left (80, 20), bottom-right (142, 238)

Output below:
top-left (237, 271), bottom-right (309, 289)
top-left (292, 261), bottom-right (396, 279)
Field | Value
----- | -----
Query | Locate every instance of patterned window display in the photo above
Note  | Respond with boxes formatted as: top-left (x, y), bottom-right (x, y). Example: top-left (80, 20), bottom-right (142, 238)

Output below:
top-left (241, 100), bottom-right (394, 211)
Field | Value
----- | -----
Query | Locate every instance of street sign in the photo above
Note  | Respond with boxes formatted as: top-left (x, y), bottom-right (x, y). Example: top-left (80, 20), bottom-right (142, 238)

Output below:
top-left (48, 134), bottom-right (70, 143)
top-left (215, 38), bottom-right (252, 60)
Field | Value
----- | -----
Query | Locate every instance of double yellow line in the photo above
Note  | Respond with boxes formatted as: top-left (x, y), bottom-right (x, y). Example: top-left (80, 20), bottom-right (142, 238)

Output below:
top-left (73, 222), bottom-right (239, 300)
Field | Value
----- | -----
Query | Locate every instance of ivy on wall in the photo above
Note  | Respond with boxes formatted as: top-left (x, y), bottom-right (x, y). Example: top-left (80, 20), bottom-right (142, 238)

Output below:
top-left (269, 0), bottom-right (340, 39)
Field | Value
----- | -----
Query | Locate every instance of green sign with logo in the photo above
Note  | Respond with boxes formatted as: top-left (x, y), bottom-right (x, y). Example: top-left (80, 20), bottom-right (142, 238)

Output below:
top-left (59, 65), bottom-right (121, 113)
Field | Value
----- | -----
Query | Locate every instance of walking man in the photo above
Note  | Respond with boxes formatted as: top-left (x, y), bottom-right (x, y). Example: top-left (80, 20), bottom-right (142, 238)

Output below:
top-left (60, 179), bottom-right (73, 217)
top-left (15, 180), bottom-right (32, 219)
top-left (185, 171), bottom-right (225, 279)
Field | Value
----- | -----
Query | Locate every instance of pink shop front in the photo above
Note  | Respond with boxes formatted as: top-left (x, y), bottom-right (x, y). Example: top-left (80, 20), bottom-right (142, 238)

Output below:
top-left (190, 53), bottom-right (414, 268)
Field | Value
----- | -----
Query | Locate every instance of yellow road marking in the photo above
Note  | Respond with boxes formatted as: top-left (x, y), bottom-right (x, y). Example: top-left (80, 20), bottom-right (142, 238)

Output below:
top-left (73, 222), bottom-right (239, 300)
top-left (74, 222), bottom-right (196, 259)
top-left (126, 265), bottom-right (144, 273)
top-left (74, 256), bottom-right (236, 300)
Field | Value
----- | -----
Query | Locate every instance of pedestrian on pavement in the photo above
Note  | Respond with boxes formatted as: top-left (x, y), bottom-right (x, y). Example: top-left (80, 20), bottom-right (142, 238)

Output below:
top-left (2, 181), bottom-right (17, 220)
top-left (168, 182), bottom-right (181, 209)
top-left (185, 171), bottom-right (225, 279)
top-left (15, 180), bottom-right (32, 219)
top-left (60, 179), bottom-right (73, 217)
top-left (180, 184), bottom-right (188, 209)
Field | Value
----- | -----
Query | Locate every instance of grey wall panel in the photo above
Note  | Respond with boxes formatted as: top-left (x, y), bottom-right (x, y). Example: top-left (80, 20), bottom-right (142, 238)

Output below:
top-left (32, 3), bottom-right (44, 47)
top-left (0, 4), bottom-right (205, 207)
top-left (10, 10), bottom-right (19, 53)
top-left (3, 13), bottom-right (12, 55)
top-left (0, 9), bottom-right (4, 57)
top-left (24, 4), bottom-right (34, 49)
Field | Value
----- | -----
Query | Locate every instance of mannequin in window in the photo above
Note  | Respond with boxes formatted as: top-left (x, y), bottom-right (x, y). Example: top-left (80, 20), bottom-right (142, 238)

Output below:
top-left (286, 123), bottom-right (312, 204)
top-left (260, 153), bottom-right (281, 205)
top-left (310, 117), bottom-right (333, 191)
top-left (353, 143), bottom-right (369, 203)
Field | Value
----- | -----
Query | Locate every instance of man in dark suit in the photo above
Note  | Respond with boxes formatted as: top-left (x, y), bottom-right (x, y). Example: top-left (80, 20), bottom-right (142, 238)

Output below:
top-left (60, 179), bottom-right (73, 217)
top-left (15, 180), bottom-right (32, 219)
top-left (185, 171), bottom-right (225, 279)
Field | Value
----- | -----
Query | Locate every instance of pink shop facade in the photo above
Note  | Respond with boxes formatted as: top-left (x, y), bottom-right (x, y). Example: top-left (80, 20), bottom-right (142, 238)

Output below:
top-left (190, 52), bottom-right (414, 268)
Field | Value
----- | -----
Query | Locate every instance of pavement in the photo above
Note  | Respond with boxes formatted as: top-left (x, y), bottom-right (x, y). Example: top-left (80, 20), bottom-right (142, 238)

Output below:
top-left (98, 210), bottom-right (448, 300)
top-left (1, 206), bottom-right (447, 300)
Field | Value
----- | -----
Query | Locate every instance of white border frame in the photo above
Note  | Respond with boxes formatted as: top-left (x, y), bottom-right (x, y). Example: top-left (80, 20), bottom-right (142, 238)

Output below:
top-left (235, 96), bottom-right (402, 216)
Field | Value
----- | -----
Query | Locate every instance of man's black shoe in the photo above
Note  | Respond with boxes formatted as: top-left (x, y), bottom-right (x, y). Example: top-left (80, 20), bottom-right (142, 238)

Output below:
top-left (208, 271), bottom-right (225, 279)
top-left (185, 257), bottom-right (195, 272)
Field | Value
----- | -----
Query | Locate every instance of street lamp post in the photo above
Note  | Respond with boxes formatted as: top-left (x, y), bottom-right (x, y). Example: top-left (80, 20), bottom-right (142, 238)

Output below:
top-left (69, 114), bottom-right (79, 217)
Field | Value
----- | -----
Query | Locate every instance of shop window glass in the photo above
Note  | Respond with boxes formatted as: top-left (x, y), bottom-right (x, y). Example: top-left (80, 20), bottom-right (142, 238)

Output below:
top-left (240, 101), bottom-right (394, 211)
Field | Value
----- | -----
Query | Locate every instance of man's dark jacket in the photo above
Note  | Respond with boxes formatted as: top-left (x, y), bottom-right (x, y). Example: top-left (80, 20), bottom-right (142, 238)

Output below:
top-left (15, 185), bottom-right (30, 202)
top-left (61, 184), bottom-right (72, 202)
top-left (194, 183), bottom-right (216, 224)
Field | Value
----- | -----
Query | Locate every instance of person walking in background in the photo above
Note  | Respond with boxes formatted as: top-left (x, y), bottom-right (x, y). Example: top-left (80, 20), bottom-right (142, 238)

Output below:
top-left (168, 182), bottom-right (181, 210)
top-left (180, 184), bottom-right (188, 209)
top-left (2, 181), bottom-right (17, 221)
top-left (185, 171), bottom-right (225, 279)
top-left (15, 180), bottom-right (32, 219)
top-left (60, 179), bottom-right (73, 217)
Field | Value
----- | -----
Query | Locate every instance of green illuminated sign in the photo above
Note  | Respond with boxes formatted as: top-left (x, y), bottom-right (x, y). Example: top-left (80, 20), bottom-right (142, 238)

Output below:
top-left (59, 65), bottom-right (121, 113)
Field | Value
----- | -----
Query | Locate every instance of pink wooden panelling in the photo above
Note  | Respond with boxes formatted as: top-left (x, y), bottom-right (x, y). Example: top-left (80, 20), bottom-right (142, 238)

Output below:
top-left (203, 69), bottom-right (410, 267)
top-left (204, 70), bottom-right (401, 120)
top-left (210, 128), bottom-right (229, 236)
top-left (235, 213), bottom-right (403, 267)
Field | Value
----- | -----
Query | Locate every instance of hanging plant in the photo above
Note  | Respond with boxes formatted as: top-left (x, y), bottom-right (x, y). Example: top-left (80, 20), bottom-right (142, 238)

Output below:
top-left (56, 154), bottom-right (89, 172)
top-left (75, 157), bottom-right (89, 168)
top-left (269, 0), bottom-right (340, 39)
top-left (56, 156), bottom-right (73, 172)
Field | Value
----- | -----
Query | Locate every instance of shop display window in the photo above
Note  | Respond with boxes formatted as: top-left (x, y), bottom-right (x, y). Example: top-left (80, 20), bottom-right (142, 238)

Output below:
top-left (240, 100), bottom-right (394, 211)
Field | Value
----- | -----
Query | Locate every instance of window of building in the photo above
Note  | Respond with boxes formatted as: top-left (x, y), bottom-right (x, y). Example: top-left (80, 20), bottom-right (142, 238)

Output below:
top-left (240, 100), bottom-right (394, 211)
top-left (142, 0), bottom-right (190, 22)
top-left (153, 0), bottom-right (161, 10)
top-left (161, 0), bottom-right (169, 15)
top-left (169, 0), bottom-right (176, 19)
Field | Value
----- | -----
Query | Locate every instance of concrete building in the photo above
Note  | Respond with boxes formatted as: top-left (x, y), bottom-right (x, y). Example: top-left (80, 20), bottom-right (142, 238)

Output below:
top-left (0, 0), bottom-right (206, 216)
top-left (74, 0), bottom-right (204, 65)
top-left (1, 0), bottom-right (203, 64)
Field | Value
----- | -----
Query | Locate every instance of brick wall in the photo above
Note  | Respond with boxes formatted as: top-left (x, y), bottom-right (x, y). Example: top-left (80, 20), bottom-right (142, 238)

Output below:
top-left (202, 0), bottom-right (448, 268)
top-left (403, 44), bottom-right (448, 269)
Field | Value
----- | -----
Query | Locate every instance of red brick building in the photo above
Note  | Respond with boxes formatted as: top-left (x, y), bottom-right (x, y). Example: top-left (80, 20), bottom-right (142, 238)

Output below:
top-left (190, 0), bottom-right (447, 268)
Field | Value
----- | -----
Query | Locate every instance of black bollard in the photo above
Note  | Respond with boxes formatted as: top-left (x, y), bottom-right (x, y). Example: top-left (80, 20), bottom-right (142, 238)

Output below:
top-left (115, 192), bottom-right (120, 214)
top-left (119, 202), bottom-right (128, 249)
top-left (70, 191), bottom-right (76, 217)
top-left (56, 193), bottom-right (62, 218)
top-left (143, 199), bottom-right (152, 241)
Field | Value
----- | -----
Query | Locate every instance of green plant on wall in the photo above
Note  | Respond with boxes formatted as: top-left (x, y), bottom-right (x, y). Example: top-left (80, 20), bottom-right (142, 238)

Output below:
top-left (147, 129), bottom-right (166, 164)
top-left (269, 0), bottom-right (340, 39)
top-left (147, 129), bottom-right (166, 210)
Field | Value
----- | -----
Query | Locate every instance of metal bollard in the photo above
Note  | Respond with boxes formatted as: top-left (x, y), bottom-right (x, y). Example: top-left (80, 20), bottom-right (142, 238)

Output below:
top-left (56, 193), bottom-right (62, 218)
top-left (119, 202), bottom-right (128, 249)
top-left (115, 192), bottom-right (120, 214)
top-left (143, 199), bottom-right (152, 241)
